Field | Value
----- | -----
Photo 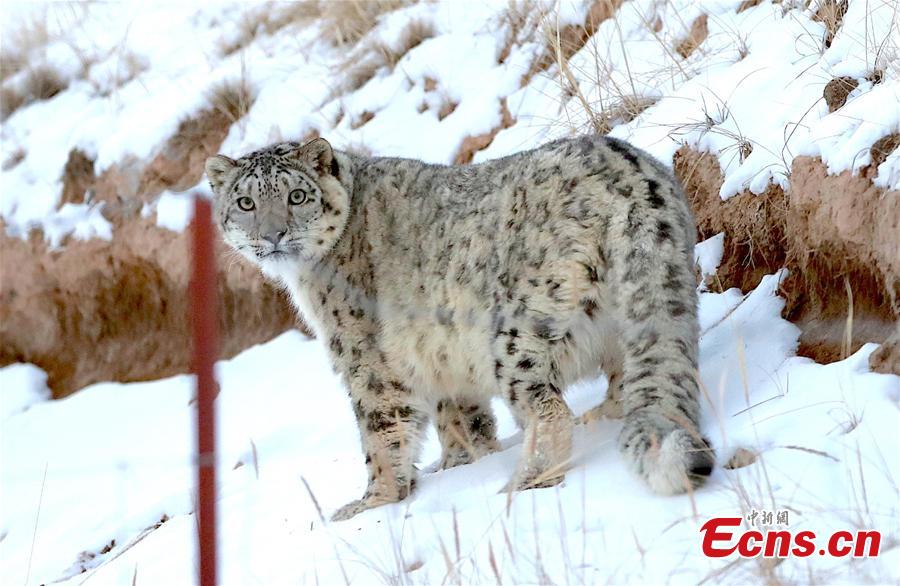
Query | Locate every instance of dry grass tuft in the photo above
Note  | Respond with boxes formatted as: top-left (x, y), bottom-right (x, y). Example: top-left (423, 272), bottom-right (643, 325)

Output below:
top-left (320, 0), bottom-right (411, 47)
top-left (814, 0), bottom-right (848, 48)
top-left (219, 1), bottom-right (322, 56)
top-left (497, 0), bottom-right (550, 65)
top-left (341, 56), bottom-right (385, 95)
top-left (0, 65), bottom-right (67, 121)
top-left (525, 0), bottom-right (624, 85)
top-left (207, 77), bottom-right (257, 124)
top-left (0, 15), bottom-right (51, 83)
top-left (376, 18), bottom-right (434, 69)
top-left (338, 18), bottom-right (434, 94)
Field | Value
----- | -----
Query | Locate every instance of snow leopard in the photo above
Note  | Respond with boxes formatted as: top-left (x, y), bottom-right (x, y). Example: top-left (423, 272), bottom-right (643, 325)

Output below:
top-left (206, 135), bottom-right (715, 521)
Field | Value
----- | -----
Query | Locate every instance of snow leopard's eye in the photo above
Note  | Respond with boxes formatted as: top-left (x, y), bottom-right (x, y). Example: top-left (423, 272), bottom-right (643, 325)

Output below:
top-left (288, 189), bottom-right (308, 205)
top-left (236, 196), bottom-right (255, 211)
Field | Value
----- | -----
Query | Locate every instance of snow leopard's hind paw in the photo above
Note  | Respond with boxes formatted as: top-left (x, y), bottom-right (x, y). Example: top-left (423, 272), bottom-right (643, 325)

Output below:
top-left (619, 412), bottom-right (714, 495)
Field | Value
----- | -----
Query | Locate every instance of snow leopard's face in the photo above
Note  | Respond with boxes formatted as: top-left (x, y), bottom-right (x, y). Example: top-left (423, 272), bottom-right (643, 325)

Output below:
top-left (206, 139), bottom-right (349, 270)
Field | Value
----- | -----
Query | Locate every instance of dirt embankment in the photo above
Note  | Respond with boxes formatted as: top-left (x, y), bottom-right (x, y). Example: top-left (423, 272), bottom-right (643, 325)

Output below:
top-left (674, 147), bottom-right (899, 373)
top-left (0, 216), bottom-right (300, 399)
top-left (1, 107), bottom-right (304, 398)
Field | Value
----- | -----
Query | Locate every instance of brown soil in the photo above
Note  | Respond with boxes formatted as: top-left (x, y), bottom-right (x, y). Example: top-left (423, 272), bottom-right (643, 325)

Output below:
top-left (351, 110), bottom-right (375, 129)
top-left (60, 149), bottom-right (96, 206)
top-left (521, 0), bottom-right (624, 86)
top-left (870, 133), bottom-right (900, 168)
top-left (60, 107), bottom-right (235, 216)
top-left (674, 147), bottom-right (898, 367)
top-left (454, 99), bottom-right (514, 164)
top-left (737, 0), bottom-right (762, 14)
top-left (138, 108), bottom-right (235, 197)
top-left (437, 99), bottom-right (458, 121)
top-left (868, 327), bottom-right (900, 375)
top-left (3, 105), bottom-right (308, 398)
top-left (675, 14), bottom-right (709, 59)
top-left (814, 0), bottom-right (848, 48)
top-left (823, 76), bottom-right (858, 112)
top-left (0, 214), bottom-right (302, 398)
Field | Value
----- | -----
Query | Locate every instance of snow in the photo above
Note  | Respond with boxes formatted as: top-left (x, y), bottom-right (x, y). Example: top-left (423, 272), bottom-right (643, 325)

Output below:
top-left (1, 0), bottom-right (898, 584)
top-left (0, 364), bottom-right (50, 420)
top-left (152, 191), bottom-right (197, 233)
top-left (3, 0), bottom-right (897, 246)
top-left (694, 232), bottom-right (725, 282)
top-left (1, 272), bottom-right (897, 584)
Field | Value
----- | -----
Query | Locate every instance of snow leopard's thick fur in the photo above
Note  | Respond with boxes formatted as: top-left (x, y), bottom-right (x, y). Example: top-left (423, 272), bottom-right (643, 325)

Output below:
top-left (206, 136), bottom-right (715, 520)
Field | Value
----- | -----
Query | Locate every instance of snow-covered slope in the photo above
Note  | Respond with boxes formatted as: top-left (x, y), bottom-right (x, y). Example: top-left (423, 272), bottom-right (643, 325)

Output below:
top-left (2, 268), bottom-right (898, 584)
top-left (2, 0), bottom-right (898, 584)
top-left (2, 0), bottom-right (898, 244)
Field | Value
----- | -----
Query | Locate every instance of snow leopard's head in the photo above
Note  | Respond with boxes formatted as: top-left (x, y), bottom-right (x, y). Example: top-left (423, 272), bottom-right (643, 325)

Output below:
top-left (206, 138), bottom-right (351, 270)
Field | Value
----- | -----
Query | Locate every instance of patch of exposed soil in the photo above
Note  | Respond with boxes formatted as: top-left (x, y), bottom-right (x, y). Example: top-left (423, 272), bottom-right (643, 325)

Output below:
top-left (60, 149), bottom-right (95, 206)
top-left (521, 0), bottom-right (624, 86)
top-left (454, 99), bottom-right (514, 164)
top-left (823, 76), bottom-right (858, 112)
top-left (60, 107), bottom-right (236, 214)
top-left (5, 104), bottom-right (289, 398)
top-left (0, 214), bottom-right (303, 398)
top-left (675, 14), bottom-right (708, 59)
top-left (674, 147), bottom-right (898, 368)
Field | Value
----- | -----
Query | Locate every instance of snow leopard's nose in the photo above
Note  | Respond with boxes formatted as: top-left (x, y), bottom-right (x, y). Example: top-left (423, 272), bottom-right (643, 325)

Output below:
top-left (263, 230), bottom-right (286, 246)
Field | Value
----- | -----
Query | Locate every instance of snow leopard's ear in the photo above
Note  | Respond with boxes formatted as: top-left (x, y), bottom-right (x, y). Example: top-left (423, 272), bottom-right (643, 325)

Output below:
top-left (295, 138), bottom-right (337, 177)
top-left (205, 155), bottom-right (237, 192)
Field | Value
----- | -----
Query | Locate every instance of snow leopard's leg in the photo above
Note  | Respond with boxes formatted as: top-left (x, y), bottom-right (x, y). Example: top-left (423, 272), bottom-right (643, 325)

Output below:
top-left (493, 326), bottom-right (573, 491)
top-left (607, 161), bottom-right (715, 494)
top-left (328, 333), bottom-right (429, 521)
top-left (434, 397), bottom-right (500, 469)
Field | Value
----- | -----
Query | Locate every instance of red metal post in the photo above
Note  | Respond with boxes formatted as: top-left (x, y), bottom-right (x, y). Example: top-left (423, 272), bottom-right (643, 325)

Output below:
top-left (190, 196), bottom-right (218, 586)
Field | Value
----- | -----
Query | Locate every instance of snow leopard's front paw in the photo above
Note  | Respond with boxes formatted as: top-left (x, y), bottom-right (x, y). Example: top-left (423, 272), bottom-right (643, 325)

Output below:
top-left (330, 477), bottom-right (416, 522)
top-left (619, 412), bottom-right (714, 495)
top-left (501, 470), bottom-right (565, 494)
top-left (500, 413), bottom-right (572, 494)
top-left (330, 493), bottom-right (400, 522)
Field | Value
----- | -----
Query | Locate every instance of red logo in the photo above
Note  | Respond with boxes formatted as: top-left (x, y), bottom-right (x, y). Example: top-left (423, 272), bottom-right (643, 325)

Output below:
top-left (700, 516), bottom-right (881, 558)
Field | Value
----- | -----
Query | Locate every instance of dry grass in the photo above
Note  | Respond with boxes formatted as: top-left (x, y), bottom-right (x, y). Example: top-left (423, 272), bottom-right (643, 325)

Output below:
top-left (0, 65), bottom-right (67, 121)
top-left (93, 52), bottom-right (148, 98)
top-left (543, 0), bottom-right (665, 135)
top-left (377, 19), bottom-right (435, 68)
top-left (320, 0), bottom-right (412, 47)
top-left (813, 0), bottom-right (848, 48)
top-left (219, 1), bottom-right (322, 56)
top-left (338, 18), bottom-right (435, 95)
top-left (496, 0), bottom-right (552, 65)
top-left (219, 0), bottom-right (413, 56)
top-left (0, 13), bottom-right (51, 83)
top-left (525, 0), bottom-right (624, 86)
top-left (207, 76), bottom-right (257, 125)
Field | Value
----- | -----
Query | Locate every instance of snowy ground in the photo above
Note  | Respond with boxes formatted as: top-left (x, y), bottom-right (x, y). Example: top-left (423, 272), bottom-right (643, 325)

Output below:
top-left (2, 0), bottom-right (899, 584)
top-left (2, 0), bottom-right (898, 243)
top-left (2, 260), bottom-right (898, 585)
